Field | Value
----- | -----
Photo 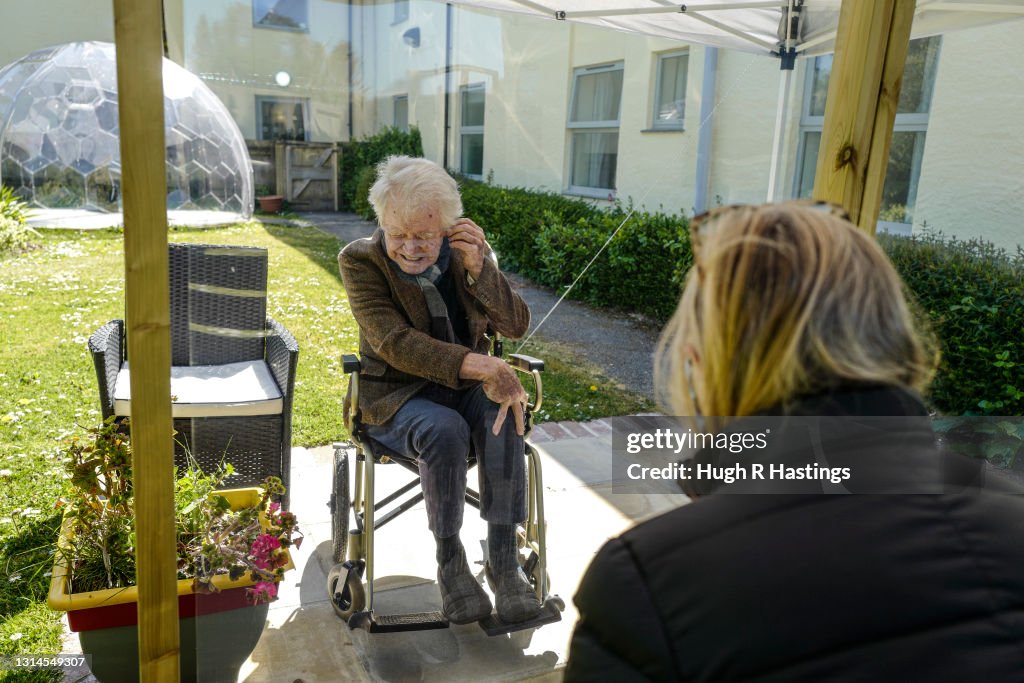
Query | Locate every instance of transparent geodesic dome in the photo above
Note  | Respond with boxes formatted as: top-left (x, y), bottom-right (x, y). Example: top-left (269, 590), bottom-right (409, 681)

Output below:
top-left (0, 41), bottom-right (252, 218)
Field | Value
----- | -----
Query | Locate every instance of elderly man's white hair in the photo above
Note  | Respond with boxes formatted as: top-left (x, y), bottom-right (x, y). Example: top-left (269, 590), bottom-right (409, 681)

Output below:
top-left (369, 155), bottom-right (463, 229)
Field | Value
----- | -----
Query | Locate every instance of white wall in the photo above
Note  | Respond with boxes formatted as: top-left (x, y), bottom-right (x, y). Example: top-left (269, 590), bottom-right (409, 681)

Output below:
top-left (913, 21), bottom-right (1024, 253)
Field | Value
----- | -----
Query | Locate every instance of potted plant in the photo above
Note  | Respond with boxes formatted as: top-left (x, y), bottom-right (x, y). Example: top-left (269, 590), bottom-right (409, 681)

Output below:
top-left (255, 185), bottom-right (285, 214)
top-left (47, 418), bottom-right (302, 682)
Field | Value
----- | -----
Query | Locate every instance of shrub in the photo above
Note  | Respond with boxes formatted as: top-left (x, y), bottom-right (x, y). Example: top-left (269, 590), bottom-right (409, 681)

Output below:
top-left (339, 126), bottom-right (423, 209)
top-left (351, 165), bottom-right (378, 221)
top-left (458, 177), bottom-right (1023, 417)
top-left (459, 178), bottom-right (603, 276)
top-left (878, 231), bottom-right (1024, 415)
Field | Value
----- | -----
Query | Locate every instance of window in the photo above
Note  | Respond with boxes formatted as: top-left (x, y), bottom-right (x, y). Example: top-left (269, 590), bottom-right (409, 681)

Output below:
top-left (256, 96), bottom-right (309, 141)
top-left (394, 95), bottom-right (408, 132)
top-left (652, 51), bottom-right (688, 130)
top-left (568, 62), bottom-right (624, 194)
top-left (393, 0), bottom-right (409, 24)
top-left (794, 36), bottom-right (941, 230)
top-left (253, 0), bottom-right (308, 32)
top-left (460, 84), bottom-right (485, 178)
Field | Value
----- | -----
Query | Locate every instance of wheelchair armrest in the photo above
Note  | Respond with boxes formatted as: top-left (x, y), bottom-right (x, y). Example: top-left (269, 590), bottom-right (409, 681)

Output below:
top-left (342, 353), bottom-right (361, 374)
top-left (508, 353), bottom-right (545, 416)
top-left (509, 354), bottom-right (544, 373)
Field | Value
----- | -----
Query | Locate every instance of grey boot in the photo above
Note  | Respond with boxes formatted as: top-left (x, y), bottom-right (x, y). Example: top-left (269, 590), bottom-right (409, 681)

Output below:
top-left (436, 534), bottom-right (492, 624)
top-left (488, 524), bottom-right (542, 623)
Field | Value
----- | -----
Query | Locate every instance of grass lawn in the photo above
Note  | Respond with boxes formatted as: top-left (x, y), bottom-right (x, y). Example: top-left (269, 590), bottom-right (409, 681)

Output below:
top-left (0, 221), bottom-right (652, 665)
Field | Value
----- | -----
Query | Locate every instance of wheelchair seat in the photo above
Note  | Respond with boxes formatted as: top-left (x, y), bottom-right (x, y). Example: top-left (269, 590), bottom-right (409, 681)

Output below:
top-left (327, 351), bottom-right (564, 635)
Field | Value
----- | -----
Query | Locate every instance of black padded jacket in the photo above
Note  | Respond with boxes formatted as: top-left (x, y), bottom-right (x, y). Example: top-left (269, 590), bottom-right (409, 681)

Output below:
top-left (565, 386), bottom-right (1024, 682)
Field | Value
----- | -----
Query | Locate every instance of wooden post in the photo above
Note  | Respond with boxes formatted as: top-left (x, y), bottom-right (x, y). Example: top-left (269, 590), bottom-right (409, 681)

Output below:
top-left (112, 1), bottom-right (179, 681)
top-left (812, 0), bottom-right (916, 235)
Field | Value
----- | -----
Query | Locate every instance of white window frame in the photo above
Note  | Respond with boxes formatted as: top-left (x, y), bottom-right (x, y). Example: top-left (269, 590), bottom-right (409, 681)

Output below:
top-left (459, 83), bottom-right (485, 179)
top-left (650, 50), bottom-right (688, 131)
top-left (393, 94), bottom-right (408, 132)
top-left (255, 95), bottom-right (311, 142)
top-left (567, 62), bottom-right (624, 197)
top-left (252, 0), bottom-right (309, 33)
top-left (793, 37), bottom-right (940, 234)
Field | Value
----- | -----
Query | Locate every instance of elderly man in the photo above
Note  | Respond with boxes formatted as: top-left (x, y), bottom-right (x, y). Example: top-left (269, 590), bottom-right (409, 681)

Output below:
top-left (338, 155), bottom-right (541, 624)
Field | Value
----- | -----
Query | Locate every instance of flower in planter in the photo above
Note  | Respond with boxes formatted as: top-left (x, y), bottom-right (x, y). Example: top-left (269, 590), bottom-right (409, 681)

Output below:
top-left (59, 416), bottom-right (302, 604)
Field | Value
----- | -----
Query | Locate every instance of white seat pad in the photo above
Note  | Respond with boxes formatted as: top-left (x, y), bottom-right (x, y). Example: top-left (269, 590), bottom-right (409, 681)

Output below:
top-left (113, 360), bottom-right (284, 418)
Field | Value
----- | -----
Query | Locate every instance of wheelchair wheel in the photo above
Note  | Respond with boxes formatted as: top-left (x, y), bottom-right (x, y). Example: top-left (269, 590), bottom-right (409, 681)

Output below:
top-left (331, 446), bottom-right (350, 564)
top-left (327, 563), bottom-right (366, 622)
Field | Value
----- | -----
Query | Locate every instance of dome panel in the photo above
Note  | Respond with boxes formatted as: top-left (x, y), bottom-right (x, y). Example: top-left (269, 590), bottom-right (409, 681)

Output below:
top-left (0, 41), bottom-right (252, 219)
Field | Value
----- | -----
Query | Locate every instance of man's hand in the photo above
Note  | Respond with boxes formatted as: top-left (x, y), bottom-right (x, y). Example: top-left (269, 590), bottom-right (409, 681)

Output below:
top-left (460, 353), bottom-right (528, 436)
top-left (447, 218), bottom-right (488, 281)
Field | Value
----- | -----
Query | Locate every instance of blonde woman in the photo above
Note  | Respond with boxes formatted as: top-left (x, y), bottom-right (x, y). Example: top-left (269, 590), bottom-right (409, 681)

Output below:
top-left (565, 201), bottom-right (1024, 681)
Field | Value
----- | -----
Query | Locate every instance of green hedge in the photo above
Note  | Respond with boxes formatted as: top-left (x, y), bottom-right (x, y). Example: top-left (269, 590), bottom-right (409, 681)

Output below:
top-left (339, 126), bottom-right (424, 210)
top-left (878, 232), bottom-right (1024, 415)
top-left (458, 178), bottom-right (1023, 416)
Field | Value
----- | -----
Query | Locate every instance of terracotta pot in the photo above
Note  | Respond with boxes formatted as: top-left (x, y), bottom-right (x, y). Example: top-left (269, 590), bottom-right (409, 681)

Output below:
top-left (257, 195), bottom-right (284, 214)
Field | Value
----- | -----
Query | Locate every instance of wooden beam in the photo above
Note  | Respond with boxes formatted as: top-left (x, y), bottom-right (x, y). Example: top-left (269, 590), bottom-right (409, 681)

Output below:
top-left (112, 1), bottom-right (179, 681)
top-left (812, 0), bottom-right (916, 235)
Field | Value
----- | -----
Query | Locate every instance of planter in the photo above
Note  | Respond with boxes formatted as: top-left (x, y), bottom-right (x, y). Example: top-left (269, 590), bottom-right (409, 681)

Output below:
top-left (257, 194), bottom-right (284, 214)
top-left (48, 488), bottom-right (294, 683)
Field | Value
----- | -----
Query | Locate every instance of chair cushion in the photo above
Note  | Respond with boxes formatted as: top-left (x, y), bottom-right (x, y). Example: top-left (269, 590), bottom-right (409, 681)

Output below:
top-left (113, 360), bottom-right (284, 418)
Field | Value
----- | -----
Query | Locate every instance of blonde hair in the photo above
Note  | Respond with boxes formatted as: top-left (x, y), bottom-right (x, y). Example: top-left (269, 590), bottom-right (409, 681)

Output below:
top-left (655, 201), bottom-right (938, 428)
top-left (369, 156), bottom-right (462, 229)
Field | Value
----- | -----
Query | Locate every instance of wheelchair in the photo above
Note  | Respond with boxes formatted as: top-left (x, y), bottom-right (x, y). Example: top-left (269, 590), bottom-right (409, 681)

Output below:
top-left (327, 340), bottom-right (565, 635)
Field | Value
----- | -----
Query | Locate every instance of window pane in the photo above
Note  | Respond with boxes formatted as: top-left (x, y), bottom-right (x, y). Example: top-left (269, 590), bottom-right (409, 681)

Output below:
top-left (656, 54), bottom-right (687, 126)
top-left (462, 88), bottom-right (485, 127)
top-left (897, 37), bottom-right (941, 114)
top-left (796, 131), bottom-right (821, 198)
top-left (808, 55), bottom-right (832, 117)
top-left (571, 131), bottom-right (618, 190)
top-left (880, 131), bottom-right (927, 223)
top-left (394, 96), bottom-right (408, 131)
top-left (461, 133), bottom-right (484, 176)
top-left (571, 69), bottom-right (623, 123)
top-left (253, 0), bottom-right (308, 31)
top-left (260, 99), bottom-right (306, 141)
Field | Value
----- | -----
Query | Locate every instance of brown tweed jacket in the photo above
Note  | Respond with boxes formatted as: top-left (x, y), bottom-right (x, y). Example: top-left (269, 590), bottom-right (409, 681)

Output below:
top-left (338, 229), bottom-right (530, 426)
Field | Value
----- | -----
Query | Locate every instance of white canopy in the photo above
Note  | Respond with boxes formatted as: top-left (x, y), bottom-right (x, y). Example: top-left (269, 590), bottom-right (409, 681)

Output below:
top-left (445, 0), bottom-right (1024, 59)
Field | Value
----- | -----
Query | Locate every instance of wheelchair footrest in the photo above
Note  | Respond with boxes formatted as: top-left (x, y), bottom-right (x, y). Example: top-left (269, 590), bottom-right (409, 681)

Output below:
top-left (478, 598), bottom-right (563, 637)
top-left (368, 610), bottom-right (450, 633)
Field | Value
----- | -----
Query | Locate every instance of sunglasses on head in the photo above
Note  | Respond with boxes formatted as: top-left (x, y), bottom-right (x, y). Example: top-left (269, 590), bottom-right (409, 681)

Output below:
top-left (688, 200), bottom-right (852, 274)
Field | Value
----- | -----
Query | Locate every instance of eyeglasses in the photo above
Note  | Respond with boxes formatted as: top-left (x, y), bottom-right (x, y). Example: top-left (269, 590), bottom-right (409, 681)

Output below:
top-left (382, 228), bottom-right (443, 243)
top-left (689, 200), bottom-right (851, 275)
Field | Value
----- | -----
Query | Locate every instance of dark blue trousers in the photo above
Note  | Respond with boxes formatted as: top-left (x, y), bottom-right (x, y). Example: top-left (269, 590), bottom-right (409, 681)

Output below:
top-left (364, 383), bottom-right (527, 538)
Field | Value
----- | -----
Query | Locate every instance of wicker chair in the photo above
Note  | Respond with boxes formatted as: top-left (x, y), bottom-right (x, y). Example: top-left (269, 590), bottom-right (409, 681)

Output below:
top-left (88, 243), bottom-right (299, 508)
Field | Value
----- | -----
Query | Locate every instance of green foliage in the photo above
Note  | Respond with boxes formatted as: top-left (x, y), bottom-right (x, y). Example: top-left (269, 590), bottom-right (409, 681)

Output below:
top-left (460, 178), bottom-right (690, 322)
top-left (339, 126), bottom-right (423, 209)
top-left (878, 231), bottom-right (1024, 416)
top-left (351, 165), bottom-right (378, 221)
top-left (462, 178), bottom-right (1022, 417)
top-left (0, 186), bottom-right (37, 256)
top-left (0, 185), bottom-right (32, 223)
top-left (56, 417), bottom-right (301, 599)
